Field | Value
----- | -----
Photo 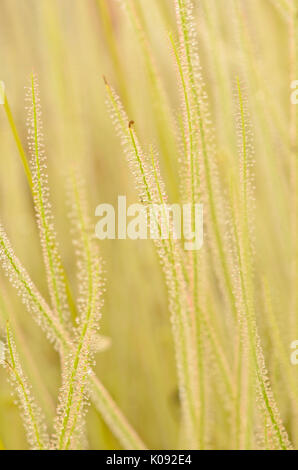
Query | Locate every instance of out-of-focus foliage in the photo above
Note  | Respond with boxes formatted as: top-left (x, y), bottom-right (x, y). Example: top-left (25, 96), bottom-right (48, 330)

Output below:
top-left (0, 0), bottom-right (297, 450)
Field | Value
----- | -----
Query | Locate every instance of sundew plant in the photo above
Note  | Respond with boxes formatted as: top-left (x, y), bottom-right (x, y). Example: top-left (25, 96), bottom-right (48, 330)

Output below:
top-left (0, 0), bottom-right (297, 450)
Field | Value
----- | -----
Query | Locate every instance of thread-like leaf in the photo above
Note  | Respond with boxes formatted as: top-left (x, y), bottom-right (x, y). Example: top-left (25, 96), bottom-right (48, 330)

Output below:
top-left (231, 79), bottom-right (292, 450)
top-left (54, 174), bottom-right (104, 450)
top-left (2, 324), bottom-right (49, 450)
top-left (105, 78), bottom-right (200, 448)
top-left (26, 75), bottom-right (70, 327)
top-left (0, 224), bottom-right (146, 449)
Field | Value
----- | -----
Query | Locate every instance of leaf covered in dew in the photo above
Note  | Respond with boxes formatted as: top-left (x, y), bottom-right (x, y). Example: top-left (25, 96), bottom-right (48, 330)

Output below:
top-left (2, 324), bottom-right (49, 450)
top-left (26, 75), bottom-right (70, 328)
top-left (105, 78), bottom-right (202, 448)
top-left (53, 173), bottom-right (104, 450)
top-left (0, 224), bottom-right (67, 351)
top-left (0, 0), bottom-right (296, 452)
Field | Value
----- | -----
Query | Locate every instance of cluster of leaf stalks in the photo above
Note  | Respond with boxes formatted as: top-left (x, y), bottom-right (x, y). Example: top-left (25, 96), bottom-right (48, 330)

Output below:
top-left (0, 76), bottom-right (146, 450)
top-left (0, 0), bottom-right (297, 450)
